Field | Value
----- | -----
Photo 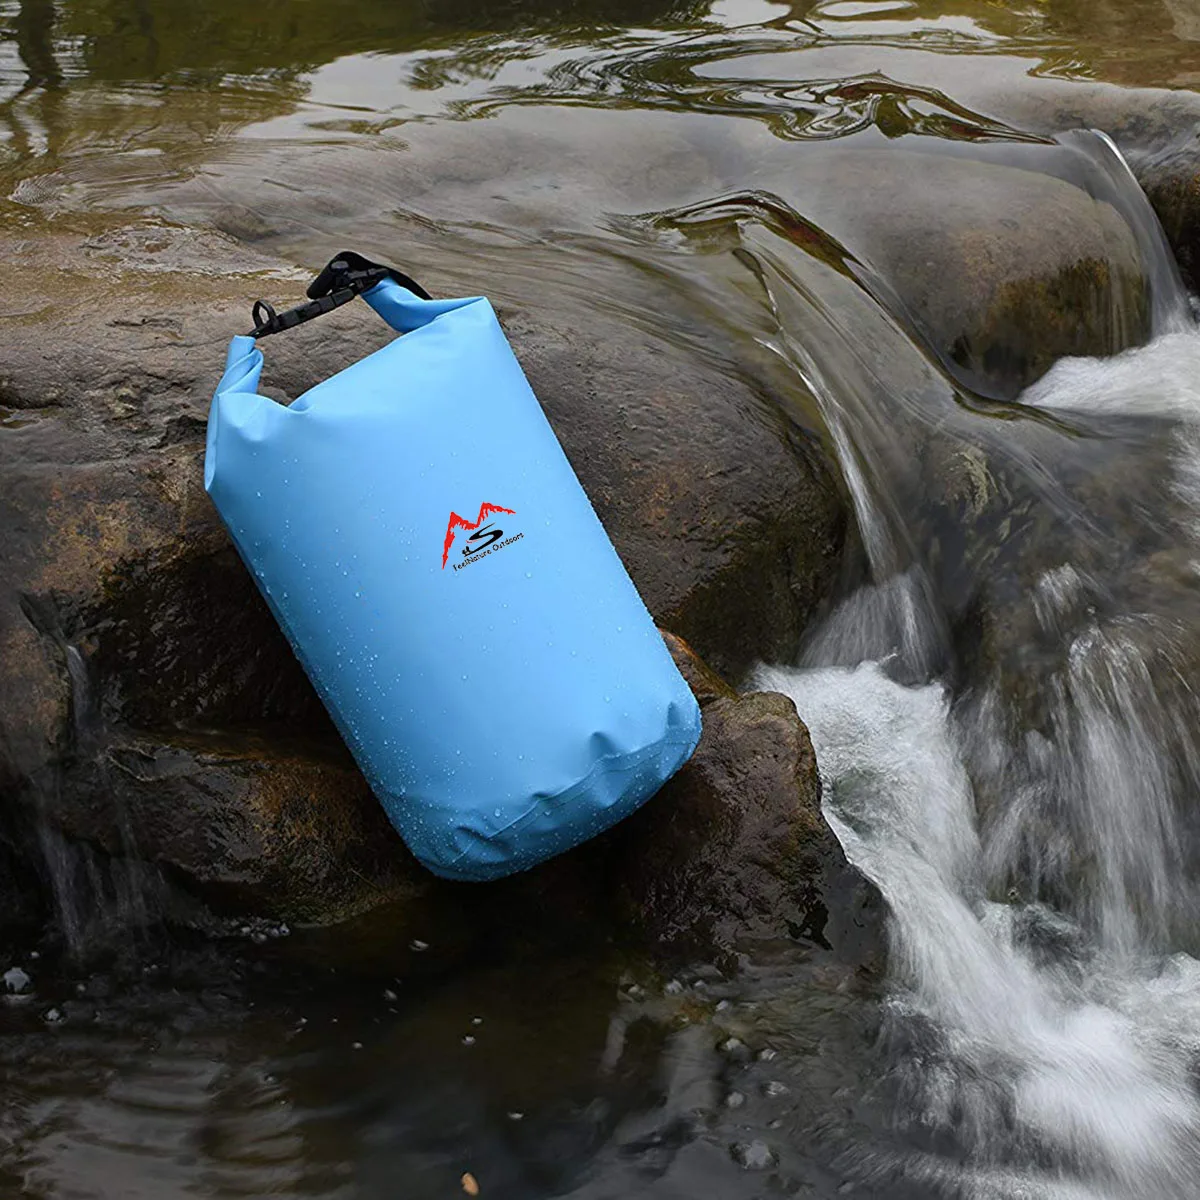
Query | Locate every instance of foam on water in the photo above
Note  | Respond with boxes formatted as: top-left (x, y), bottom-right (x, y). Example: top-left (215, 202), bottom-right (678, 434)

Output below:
top-left (1023, 331), bottom-right (1200, 419)
top-left (756, 661), bottom-right (1200, 1199)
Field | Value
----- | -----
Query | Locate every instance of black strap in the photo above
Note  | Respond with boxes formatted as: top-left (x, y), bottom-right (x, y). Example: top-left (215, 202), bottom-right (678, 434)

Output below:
top-left (247, 251), bottom-right (431, 338)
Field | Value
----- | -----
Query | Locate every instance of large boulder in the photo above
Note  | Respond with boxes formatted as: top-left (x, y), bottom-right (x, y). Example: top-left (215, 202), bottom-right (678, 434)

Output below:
top-left (953, 77), bottom-right (1200, 293)
top-left (0, 222), bottom-right (847, 929)
top-left (770, 144), bottom-right (1155, 400)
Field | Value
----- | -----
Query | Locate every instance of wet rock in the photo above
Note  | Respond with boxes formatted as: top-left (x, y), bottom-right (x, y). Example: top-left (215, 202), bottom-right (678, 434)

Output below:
top-left (964, 80), bottom-right (1200, 292)
top-left (615, 633), bottom-right (882, 966)
top-left (48, 730), bottom-right (427, 926)
top-left (0, 222), bottom-right (846, 928)
top-left (1127, 134), bottom-right (1200, 293)
top-left (783, 144), bottom-right (1154, 400)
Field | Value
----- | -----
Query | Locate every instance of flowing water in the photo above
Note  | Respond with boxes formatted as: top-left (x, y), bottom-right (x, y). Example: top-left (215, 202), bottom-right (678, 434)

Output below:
top-left (6, 1), bottom-right (1200, 1196)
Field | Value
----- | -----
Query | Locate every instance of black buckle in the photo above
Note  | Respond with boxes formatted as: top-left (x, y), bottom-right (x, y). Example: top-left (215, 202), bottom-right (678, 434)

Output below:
top-left (247, 252), bottom-right (430, 338)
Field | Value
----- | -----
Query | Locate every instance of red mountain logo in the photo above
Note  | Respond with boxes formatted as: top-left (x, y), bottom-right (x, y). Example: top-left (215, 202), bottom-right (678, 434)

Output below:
top-left (442, 502), bottom-right (516, 568)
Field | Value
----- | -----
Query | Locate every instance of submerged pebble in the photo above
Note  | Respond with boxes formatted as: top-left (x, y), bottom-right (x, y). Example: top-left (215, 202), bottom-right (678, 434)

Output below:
top-left (3, 967), bottom-right (30, 995)
top-left (731, 1139), bottom-right (776, 1170)
top-left (719, 1036), bottom-right (750, 1062)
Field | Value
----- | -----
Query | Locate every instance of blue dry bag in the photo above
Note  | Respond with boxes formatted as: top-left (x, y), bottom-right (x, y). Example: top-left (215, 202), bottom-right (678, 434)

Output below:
top-left (205, 253), bottom-right (701, 881)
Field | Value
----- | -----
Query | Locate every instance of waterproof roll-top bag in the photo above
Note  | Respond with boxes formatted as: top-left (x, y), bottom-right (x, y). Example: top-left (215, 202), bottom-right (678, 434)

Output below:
top-left (205, 253), bottom-right (702, 881)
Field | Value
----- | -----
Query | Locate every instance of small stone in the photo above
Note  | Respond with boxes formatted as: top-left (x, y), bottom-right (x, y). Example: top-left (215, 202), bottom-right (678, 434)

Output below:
top-left (383, 989), bottom-right (398, 1002)
top-left (732, 1140), bottom-right (776, 1171)
top-left (507, 1111), bottom-right (524, 1121)
top-left (409, 939), bottom-right (429, 953)
top-left (715, 1000), bottom-right (731, 1012)
top-left (352, 1042), bottom-right (363, 1051)
top-left (764, 1080), bottom-right (789, 1097)
top-left (725, 1090), bottom-right (746, 1108)
top-left (462, 1035), bottom-right (476, 1046)
top-left (471, 1017), bottom-right (483, 1026)
top-left (43, 1007), bottom-right (64, 1024)
top-left (664, 979), bottom-right (684, 995)
top-left (3, 968), bottom-right (31, 995)
top-left (757, 1047), bottom-right (777, 1062)
top-left (719, 1036), bottom-right (750, 1062)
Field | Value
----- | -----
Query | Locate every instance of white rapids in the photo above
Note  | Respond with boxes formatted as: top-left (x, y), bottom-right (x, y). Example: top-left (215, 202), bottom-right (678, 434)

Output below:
top-left (756, 328), bottom-right (1200, 1198)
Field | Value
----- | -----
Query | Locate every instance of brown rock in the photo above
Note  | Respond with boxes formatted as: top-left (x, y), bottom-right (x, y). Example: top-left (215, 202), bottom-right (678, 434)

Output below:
top-left (616, 634), bottom-right (881, 966)
top-left (50, 730), bottom-right (426, 926)
top-left (0, 222), bottom-right (846, 927)
top-left (778, 144), bottom-right (1154, 400)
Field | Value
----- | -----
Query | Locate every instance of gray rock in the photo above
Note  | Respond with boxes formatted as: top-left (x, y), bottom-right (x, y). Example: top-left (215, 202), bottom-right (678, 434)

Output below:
top-left (775, 143), bottom-right (1154, 400)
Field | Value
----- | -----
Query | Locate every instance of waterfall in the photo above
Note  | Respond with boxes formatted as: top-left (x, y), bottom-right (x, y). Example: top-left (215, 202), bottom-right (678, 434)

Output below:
top-left (751, 140), bottom-right (1200, 1197)
top-left (758, 659), bottom-right (1200, 1199)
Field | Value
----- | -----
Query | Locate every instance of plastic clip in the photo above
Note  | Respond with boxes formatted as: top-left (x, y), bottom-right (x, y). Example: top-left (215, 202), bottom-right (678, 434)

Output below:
top-left (247, 252), bottom-right (430, 339)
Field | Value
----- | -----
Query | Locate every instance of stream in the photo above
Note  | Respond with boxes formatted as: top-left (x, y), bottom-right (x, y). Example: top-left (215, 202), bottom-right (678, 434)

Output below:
top-left (5, 1), bottom-right (1200, 1197)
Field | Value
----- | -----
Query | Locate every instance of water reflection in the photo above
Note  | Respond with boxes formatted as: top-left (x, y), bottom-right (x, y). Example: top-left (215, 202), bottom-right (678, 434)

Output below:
top-left (13, 0), bottom-right (61, 92)
top-left (0, 941), bottom-right (881, 1199)
top-left (57, 0), bottom-right (710, 83)
top-left (3, 0), bottom-right (1199, 224)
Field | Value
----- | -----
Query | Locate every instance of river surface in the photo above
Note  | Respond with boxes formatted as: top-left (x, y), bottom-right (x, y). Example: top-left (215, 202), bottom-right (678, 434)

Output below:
top-left (6, 1), bottom-right (1200, 1197)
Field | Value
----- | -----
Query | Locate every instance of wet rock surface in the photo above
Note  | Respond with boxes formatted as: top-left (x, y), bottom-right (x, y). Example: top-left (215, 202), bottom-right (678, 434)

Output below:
top-left (968, 80), bottom-right (1200, 294)
top-left (780, 144), bottom-right (1156, 400)
top-left (48, 730), bottom-right (426, 926)
top-left (0, 223), bottom-right (850, 936)
top-left (615, 633), bottom-right (882, 968)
